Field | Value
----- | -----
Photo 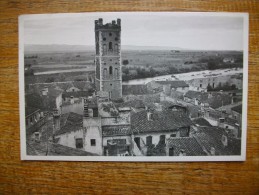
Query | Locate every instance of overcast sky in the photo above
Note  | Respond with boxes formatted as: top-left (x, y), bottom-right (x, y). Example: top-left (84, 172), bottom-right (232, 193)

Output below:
top-left (23, 12), bottom-right (245, 50)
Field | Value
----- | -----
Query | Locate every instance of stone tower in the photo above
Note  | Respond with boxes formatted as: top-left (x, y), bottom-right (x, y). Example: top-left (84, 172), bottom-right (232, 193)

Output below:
top-left (94, 18), bottom-right (122, 100)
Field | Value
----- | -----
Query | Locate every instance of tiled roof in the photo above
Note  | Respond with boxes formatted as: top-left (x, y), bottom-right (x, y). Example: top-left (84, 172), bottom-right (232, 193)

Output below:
top-left (205, 93), bottom-right (232, 109)
top-left (192, 118), bottom-right (212, 127)
top-left (102, 125), bottom-right (131, 136)
top-left (156, 80), bottom-right (189, 88)
top-left (231, 104), bottom-right (242, 114)
top-left (122, 84), bottom-right (149, 95)
top-left (117, 99), bottom-right (146, 109)
top-left (72, 81), bottom-right (94, 91)
top-left (131, 110), bottom-right (192, 134)
top-left (55, 112), bottom-right (83, 136)
top-left (167, 137), bottom-right (206, 156)
top-left (25, 93), bottom-right (45, 111)
top-left (47, 87), bottom-right (63, 97)
top-left (185, 91), bottom-right (232, 109)
top-left (27, 141), bottom-right (97, 156)
top-left (62, 91), bottom-right (92, 98)
top-left (194, 127), bottom-right (241, 155)
top-left (25, 106), bottom-right (40, 117)
top-left (185, 91), bottom-right (209, 102)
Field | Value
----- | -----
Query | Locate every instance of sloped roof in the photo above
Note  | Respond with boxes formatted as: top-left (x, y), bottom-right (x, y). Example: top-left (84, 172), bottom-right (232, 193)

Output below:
top-left (156, 80), bottom-right (189, 88)
top-left (27, 141), bottom-right (97, 156)
top-left (231, 104), bottom-right (242, 114)
top-left (25, 93), bottom-right (45, 111)
top-left (192, 118), bottom-right (212, 127)
top-left (185, 91), bottom-right (209, 102)
top-left (72, 81), bottom-right (93, 91)
top-left (194, 127), bottom-right (241, 155)
top-left (102, 125), bottom-right (131, 137)
top-left (25, 106), bottom-right (40, 117)
top-left (185, 91), bottom-right (232, 109)
top-left (167, 137), bottom-right (206, 156)
top-left (122, 84), bottom-right (149, 95)
top-left (205, 93), bottom-right (232, 109)
top-left (131, 110), bottom-right (192, 134)
top-left (117, 99), bottom-right (146, 109)
top-left (55, 112), bottom-right (83, 136)
top-left (62, 91), bottom-right (92, 98)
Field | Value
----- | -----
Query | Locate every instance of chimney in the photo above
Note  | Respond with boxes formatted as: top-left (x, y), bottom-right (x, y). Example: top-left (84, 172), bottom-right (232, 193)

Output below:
top-left (98, 18), bottom-right (103, 25)
top-left (42, 87), bottom-right (48, 96)
top-left (53, 108), bottom-right (61, 133)
top-left (70, 96), bottom-right (74, 104)
top-left (221, 134), bottom-right (228, 147)
top-left (210, 147), bottom-right (216, 155)
top-left (83, 98), bottom-right (89, 118)
top-left (117, 18), bottom-right (121, 26)
top-left (147, 112), bottom-right (153, 121)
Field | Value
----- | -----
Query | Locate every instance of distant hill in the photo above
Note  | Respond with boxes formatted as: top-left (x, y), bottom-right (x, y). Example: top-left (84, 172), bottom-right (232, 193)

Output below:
top-left (24, 44), bottom-right (184, 54)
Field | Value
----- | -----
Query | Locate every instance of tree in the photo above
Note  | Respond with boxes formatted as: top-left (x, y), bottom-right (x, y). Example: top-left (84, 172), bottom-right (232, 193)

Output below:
top-left (122, 59), bottom-right (129, 65)
top-left (45, 77), bottom-right (55, 83)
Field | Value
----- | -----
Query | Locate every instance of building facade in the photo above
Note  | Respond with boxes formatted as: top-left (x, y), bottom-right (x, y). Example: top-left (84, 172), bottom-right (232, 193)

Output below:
top-left (95, 18), bottom-right (122, 100)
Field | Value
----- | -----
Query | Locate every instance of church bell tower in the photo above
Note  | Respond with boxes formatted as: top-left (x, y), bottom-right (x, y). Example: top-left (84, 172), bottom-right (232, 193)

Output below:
top-left (94, 18), bottom-right (122, 100)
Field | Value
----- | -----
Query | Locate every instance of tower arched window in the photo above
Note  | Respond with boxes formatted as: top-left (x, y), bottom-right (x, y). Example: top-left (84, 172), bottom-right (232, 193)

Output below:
top-left (115, 44), bottom-right (118, 53)
top-left (115, 68), bottom-right (118, 78)
top-left (109, 66), bottom-right (113, 75)
top-left (103, 68), bottom-right (107, 79)
top-left (103, 44), bottom-right (107, 55)
top-left (109, 42), bottom-right (113, 50)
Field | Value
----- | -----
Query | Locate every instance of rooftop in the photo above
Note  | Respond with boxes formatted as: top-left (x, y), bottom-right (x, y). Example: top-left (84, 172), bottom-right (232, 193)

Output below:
top-left (192, 118), bottom-right (212, 127)
top-left (194, 127), bottom-right (241, 155)
top-left (25, 106), bottom-right (40, 117)
top-left (156, 80), bottom-right (189, 88)
top-left (55, 112), bottom-right (83, 136)
top-left (122, 84), bottom-right (150, 95)
top-left (167, 137), bottom-right (206, 156)
top-left (102, 125), bottom-right (131, 137)
top-left (231, 104), bottom-right (242, 114)
top-left (131, 110), bottom-right (192, 134)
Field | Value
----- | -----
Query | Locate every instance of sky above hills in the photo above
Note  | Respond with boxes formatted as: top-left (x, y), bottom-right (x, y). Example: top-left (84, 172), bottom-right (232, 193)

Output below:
top-left (22, 12), bottom-right (246, 51)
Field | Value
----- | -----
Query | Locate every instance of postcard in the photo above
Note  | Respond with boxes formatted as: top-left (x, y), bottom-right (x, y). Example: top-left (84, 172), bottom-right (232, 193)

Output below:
top-left (19, 12), bottom-right (249, 161)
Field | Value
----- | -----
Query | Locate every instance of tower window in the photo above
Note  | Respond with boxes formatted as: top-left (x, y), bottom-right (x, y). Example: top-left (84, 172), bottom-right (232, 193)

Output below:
top-left (91, 139), bottom-right (96, 146)
top-left (109, 66), bottom-right (113, 75)
top-left (103, 68), bottom-right (107, 78)
top-left (115, 37), bottom-right (118, 41)
top-left (109, 42), bottom-right (113, 50)
top-left (115, 68), bottom-right (119, 78)
top-left (103, 37), bottom-right (106, 41)
top-left (115, 44), bottom-right (118, 52)
top-left (109, 33), bottom-right (112, 36)
top-left (103, 44), bottom-right (107, 54)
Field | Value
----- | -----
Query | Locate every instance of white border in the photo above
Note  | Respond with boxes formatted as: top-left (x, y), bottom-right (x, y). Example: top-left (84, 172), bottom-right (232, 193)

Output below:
top-left (19, 12), bottom-right (249, 162)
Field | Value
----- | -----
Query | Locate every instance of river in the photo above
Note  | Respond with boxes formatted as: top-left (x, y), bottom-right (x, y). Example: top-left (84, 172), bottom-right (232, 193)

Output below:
top-left (122, 68), bottom-right (243, 85)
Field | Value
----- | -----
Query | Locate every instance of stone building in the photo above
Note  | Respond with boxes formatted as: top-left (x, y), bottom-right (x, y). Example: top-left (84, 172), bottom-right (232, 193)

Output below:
top-left (94, 18), bottom-right (122, 100)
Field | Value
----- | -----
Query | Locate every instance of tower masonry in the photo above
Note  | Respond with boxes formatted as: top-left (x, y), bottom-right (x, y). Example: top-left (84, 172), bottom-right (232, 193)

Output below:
top-left (94, 18), bottom-right (122, 100)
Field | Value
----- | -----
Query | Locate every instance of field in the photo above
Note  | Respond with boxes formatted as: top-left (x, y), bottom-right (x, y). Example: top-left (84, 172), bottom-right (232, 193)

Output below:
top-left (24, 49), bottom-right (243, 84)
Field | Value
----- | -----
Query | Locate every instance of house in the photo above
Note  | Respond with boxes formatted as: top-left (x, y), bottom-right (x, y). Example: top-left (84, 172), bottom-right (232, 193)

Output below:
top-left (166, 137), bottom-right (206, 156)
top-left (116, 99), bottom-right (146, 112)
top-left (25, 106), bottom-right (49, 136)
top-left (122, 84), bottom-right (150, 96)
top-left (193, 127), bottom-right (241, 155)
top-left (131, 110), bottom-right (193, 156)
top-left (223, 57), bottom-right (235, 63)
top-left (231, 104), bottom-right (242, 125)
top-left (147, 80), bottom-right (189, 95)
top-left (54, 97), bottom-right (132, 156)
top-left (184, 91), bottom-right (232, 110)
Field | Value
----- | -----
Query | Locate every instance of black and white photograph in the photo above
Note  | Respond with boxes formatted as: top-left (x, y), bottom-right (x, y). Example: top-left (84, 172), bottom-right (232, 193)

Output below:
top-left (19, 12), bottom-right (248, 161)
